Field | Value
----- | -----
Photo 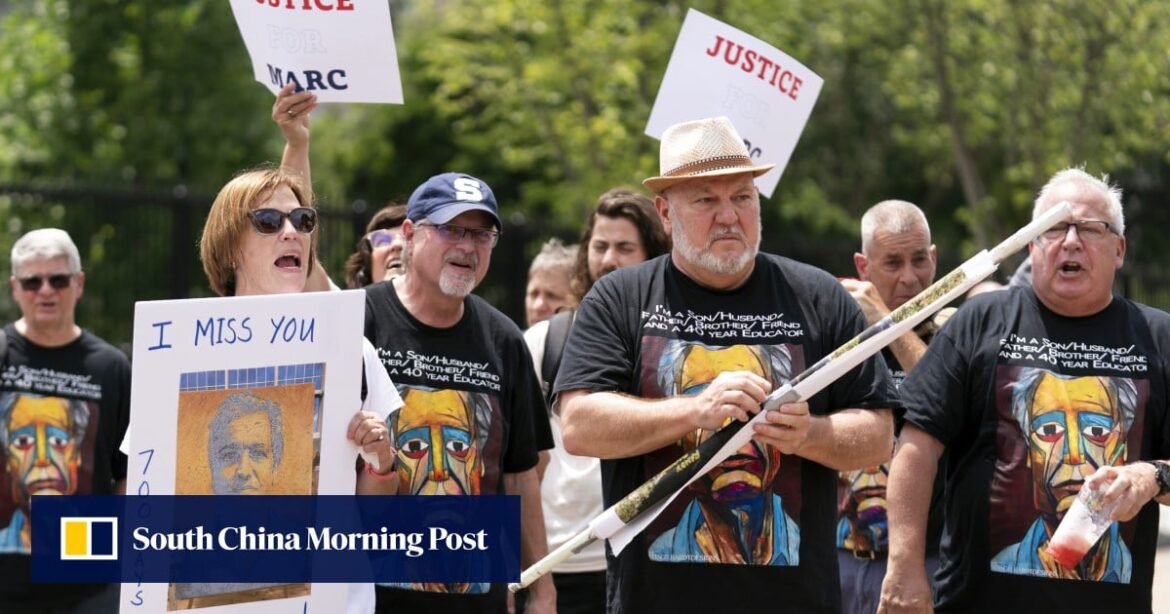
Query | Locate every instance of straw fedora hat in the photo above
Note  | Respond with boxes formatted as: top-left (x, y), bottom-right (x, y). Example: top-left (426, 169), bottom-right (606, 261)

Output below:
top-left (643, 116), bottom-right (774, 193)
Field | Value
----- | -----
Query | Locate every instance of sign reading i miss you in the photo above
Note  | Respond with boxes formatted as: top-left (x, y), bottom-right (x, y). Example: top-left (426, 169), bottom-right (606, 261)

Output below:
top-left (31, 496), bottom-right (520, 584)
top-left (646, 9), bottom-right (824, 198)
top-left (122, 290), bottom-right (371, 611)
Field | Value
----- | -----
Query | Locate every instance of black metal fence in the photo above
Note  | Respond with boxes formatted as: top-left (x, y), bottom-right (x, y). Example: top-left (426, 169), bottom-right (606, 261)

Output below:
top-left (1, 183), bottom-right (1167, 351)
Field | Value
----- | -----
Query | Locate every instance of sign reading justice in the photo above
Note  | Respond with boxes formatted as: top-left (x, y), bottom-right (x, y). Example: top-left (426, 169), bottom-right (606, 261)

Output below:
top-left (646, 9), bottom-right (824, 198)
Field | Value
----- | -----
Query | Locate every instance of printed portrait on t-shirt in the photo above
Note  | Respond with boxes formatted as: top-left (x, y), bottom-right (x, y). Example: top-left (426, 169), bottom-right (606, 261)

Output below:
top-left (388, 386), bottom-right (500, 595)
top-left (837, 352), bottom-right (899, 553)
top-left (639, 338), bottom-right (803, 566)
top-left (390, 387), bottom-right (498, 497)
top-left (837, 464), bottom-right (889, 553)
top-left (0, 392), bottom-right (97, 554)
top-left (989, 366), bottom-right (1145, 582)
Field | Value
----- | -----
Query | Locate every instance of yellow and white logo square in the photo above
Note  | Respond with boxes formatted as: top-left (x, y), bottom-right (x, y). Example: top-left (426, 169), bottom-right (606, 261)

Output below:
top-left (60, 517), bottom-right (119, 561)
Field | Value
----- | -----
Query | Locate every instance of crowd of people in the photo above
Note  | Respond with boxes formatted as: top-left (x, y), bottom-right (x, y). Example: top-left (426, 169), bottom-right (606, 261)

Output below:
top-left (0, 87), bottom-right (1168, 614)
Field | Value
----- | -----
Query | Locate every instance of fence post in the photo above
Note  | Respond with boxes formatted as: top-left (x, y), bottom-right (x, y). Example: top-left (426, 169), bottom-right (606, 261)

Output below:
top-left (172, 185), bottom-right (193, 299)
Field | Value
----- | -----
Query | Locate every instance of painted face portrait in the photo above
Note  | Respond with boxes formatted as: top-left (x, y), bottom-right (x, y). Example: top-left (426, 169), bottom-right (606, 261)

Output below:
top-left (208, 392), bottom-right (283, 495)
top-left (650, 340), bottom-right (800, 566)
top-left (1024, 373), bottom-right (1127, 519)
top-left (991, 368), bottom-right (1138, 582)
top-left (394, 388), bottom-right (483, 496)
top-left (845, 465), bottom-right (889, 524)
top-left (5, 395), bottom-right (82, 508)
top-left (673, 345), bottom-right (783, 503)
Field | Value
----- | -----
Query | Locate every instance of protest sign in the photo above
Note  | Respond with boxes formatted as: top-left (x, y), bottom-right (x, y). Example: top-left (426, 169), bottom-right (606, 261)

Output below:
top-left (646, 9), bottom-right (824, 197)
top-left (229, 0), bottom-right (403, 103)
top-left (118, 290), bottom-right (366, 612)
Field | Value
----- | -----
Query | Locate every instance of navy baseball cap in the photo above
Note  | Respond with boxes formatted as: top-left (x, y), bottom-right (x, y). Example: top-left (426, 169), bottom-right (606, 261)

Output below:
top-left (406, 172), bottom-right (502, 230)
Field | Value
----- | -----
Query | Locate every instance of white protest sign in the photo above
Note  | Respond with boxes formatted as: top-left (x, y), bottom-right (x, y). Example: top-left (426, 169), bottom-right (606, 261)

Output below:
top-left (119, 290), bottom-right (366, 613)
top-left (229, 0), bottom-right (403, 104)
top-left (646, 9), bottom-right (823, 197)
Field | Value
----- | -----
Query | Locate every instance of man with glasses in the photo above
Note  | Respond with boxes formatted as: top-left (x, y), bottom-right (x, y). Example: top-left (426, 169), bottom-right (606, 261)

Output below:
top-left (0, 228), bottom-right (130, 613)
top-left (880, 168), bottom-right (1170, 613)
top-left (363, 173), bottom-right (556, 613)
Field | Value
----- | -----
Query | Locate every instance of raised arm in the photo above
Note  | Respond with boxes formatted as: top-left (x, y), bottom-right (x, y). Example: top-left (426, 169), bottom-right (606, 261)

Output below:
top-left (272, 84), bottom-right (333, 290)
top-left (271, 83), bottom-right (318, 190)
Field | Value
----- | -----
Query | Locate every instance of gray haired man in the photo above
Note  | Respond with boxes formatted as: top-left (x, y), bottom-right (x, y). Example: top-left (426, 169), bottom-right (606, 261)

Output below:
top-left (881, 168), bottom-right (1170, 612)
top-left (1, 228), bottom-right (131, 613)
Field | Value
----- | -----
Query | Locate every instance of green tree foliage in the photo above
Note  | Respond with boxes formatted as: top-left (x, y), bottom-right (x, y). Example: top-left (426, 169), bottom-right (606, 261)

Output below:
top-left (6, 0), bottom-right (1170, 244)
top-left (0, 0), bottom-right (278, 191)
top-left (306, 1), bottom-right (681, 223)
top-left (884, 0), bottom-right (1170, 255)
top-left (0, 0), bottom-right (287, 343)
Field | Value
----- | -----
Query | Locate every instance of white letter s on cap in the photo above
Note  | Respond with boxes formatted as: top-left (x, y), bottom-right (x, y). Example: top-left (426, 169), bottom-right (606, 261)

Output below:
top-left (453, 177), bottom-right (484, 202)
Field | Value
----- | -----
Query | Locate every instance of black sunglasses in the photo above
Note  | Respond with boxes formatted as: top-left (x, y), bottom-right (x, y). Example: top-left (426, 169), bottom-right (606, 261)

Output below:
top-left (247, 207), bottom-right (317, 235)
top-left (17, 273), bottom-right (73, 292)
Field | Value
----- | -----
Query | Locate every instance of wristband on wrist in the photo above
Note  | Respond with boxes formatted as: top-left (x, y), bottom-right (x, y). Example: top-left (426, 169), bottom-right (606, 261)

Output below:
top-left (1141, 460), bottom-right (1170, 497)
top-left (365, 459), bottom-right (396, 479)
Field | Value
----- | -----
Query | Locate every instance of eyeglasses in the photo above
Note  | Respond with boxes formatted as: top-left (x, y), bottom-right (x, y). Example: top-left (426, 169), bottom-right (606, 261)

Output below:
top-left (416, 223), bottom-right (500, 248)
top-left (1038, 220), bottom-right (1115, 243)
top-left (366, 228), bottom-right (405, 248)
top-left (247, 207), bottom-right (317, 235)
top-left (17, 273), bottom-right (73, 292)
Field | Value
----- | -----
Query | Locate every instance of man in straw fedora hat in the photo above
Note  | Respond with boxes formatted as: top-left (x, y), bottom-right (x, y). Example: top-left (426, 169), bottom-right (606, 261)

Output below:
top-left (554, 116), bottom-right (896, 613)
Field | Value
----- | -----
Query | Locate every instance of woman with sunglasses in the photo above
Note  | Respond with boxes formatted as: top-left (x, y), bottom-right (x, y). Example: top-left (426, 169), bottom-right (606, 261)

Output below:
top-left (199, 167), bottom-right (401, 614)
top-left (343, 204), bottom-right (408, 288)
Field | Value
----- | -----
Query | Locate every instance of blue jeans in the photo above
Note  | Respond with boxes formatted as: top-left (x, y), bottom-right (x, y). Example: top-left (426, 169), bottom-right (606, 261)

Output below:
top-left (838, 551), bottom-right (940, 614)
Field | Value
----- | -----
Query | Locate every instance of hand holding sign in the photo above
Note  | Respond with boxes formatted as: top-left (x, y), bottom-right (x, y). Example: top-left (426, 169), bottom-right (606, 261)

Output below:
top-left (272, 84), bottom-right (319, 146)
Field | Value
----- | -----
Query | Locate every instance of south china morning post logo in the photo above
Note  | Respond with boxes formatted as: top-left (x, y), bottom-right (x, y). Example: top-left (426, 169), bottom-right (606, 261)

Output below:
top-left (131, 524), bottom-right (487, 559)
top-left (60, 517), bottom-right (119, 561)
top-left (33, 495), bottom-right (520, 583)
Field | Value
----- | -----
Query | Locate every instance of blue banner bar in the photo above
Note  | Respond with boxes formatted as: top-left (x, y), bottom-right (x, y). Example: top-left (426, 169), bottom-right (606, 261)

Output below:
top-left (31, 496), bottom-right (520, 583)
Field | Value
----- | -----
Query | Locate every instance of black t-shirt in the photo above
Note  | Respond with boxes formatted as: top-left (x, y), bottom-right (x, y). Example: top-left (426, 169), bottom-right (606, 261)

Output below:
top-left (901, 287), bottom-right (1170, 612)
top-left (554, 254), bottom-right (896, 613)
top-left (0, 324), bottom-right (131, 607)
top-left (837, 324), bottom-right (946, 557)
top-left (363, 282), bottom-right (550, 613)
